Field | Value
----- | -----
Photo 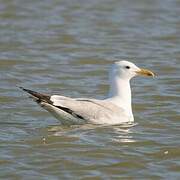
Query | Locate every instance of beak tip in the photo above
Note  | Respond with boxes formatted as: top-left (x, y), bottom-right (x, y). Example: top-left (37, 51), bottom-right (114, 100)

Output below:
top-left (151, 72), bottom-right (156, 78)
top-left (149, 72), bottom-right (155, 77)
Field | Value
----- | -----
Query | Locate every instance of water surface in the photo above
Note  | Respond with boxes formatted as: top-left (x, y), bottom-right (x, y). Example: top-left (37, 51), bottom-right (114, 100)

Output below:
top-left (0, 0), bottom-right (180, 179)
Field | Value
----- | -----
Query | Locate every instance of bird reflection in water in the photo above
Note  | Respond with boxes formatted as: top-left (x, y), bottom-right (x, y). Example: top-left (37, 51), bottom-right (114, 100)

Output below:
top-left (47, 122), bottom-right (138, 144)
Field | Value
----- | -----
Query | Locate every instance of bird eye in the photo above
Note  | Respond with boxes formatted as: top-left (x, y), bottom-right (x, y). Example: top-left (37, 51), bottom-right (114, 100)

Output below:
top-left (125, 66), bottom-right (130, 69)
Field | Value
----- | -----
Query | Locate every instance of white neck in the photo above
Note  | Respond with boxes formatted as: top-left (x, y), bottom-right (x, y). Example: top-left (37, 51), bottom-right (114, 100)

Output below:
top-left (108, 76), bottom-right (133, 116)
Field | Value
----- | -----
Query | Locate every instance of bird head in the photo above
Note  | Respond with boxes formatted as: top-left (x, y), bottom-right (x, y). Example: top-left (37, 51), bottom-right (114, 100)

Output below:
top-left (112, 61), bottom-right (155, 80)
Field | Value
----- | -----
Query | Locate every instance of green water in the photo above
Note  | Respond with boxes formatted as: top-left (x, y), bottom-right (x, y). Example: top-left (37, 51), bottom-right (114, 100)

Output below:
top-left (0, 0), bottom-right (179, 179)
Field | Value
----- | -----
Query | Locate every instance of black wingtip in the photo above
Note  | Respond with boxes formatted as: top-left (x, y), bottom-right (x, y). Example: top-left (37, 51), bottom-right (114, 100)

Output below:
top-left (19, 87), bottom-right (52, 104)
top-left (19, 87), bottom-right (37, 96)
top-left (19, 87), bottom-right (32, 94)
top-left (19, 86), bottom-right (25, 91)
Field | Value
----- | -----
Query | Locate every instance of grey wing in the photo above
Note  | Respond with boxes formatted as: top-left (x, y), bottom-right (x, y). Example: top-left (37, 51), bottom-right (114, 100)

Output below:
top-left (50, 95), bottom-right (117, 123)
top-left (20, 87), bottom-right (125, 124)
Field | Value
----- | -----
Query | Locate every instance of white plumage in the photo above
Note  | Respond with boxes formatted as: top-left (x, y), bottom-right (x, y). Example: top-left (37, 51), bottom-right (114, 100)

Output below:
top-left (21, 61), bottom-right (154, 125)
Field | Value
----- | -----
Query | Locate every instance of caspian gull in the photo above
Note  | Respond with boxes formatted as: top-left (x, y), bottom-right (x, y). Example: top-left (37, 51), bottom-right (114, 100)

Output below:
top-left (20, 61), bottom-right (154, 125)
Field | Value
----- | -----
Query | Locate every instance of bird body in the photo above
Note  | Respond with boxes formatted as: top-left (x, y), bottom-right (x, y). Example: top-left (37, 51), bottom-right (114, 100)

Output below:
top-left (21, 61), bottom-right (154, 125)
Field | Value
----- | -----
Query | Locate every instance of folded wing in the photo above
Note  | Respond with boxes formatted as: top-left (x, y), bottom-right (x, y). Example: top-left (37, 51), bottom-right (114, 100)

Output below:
top-left (21, 87), bottom-right (126, 125)
top-left (50, 95), bottom-right (126, 124)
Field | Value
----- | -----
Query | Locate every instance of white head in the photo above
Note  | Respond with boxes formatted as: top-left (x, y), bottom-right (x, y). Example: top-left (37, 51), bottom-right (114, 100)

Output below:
top-left (108, 61), bottom-right (154, 122)
top-left (110, 60), bottom-right (154, 81)
top-left (108, 60), bottom-right (154, 97)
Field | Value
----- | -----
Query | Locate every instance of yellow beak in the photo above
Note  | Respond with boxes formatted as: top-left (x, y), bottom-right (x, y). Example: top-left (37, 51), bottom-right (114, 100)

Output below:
top-left (136, 68), bottom-right (155, 77)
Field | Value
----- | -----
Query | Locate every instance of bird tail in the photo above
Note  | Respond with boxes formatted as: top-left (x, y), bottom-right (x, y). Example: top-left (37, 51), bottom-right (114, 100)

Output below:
top-left (19, 87), bottom-right (52, 104)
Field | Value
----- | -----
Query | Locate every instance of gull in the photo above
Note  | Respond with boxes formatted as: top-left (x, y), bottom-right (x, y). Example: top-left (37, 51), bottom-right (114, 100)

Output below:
top-left (20, 61), bottom-right (154, 125)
